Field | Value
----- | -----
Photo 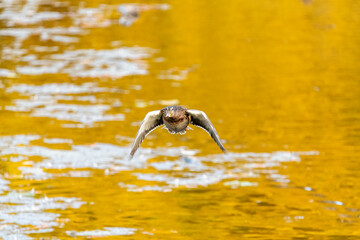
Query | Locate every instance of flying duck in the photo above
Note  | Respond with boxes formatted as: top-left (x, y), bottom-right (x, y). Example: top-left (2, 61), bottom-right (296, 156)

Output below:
top-left (129, 106), bottom-right (226, 159)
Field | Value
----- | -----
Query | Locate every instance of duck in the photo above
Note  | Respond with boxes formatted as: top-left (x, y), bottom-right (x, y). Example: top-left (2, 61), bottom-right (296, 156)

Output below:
top-left (129, 106), bottom-right (226, 159)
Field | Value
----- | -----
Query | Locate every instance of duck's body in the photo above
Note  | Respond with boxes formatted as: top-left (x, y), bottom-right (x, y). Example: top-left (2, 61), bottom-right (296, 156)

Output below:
top-left (161, 106), bottom-right (189, 134)
top-left (129, 106), bottom-right (226, 159)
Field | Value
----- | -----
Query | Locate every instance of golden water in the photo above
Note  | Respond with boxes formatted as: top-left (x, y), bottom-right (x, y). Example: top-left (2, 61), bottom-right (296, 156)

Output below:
top-left (0, 0), bottom-right (360, 238)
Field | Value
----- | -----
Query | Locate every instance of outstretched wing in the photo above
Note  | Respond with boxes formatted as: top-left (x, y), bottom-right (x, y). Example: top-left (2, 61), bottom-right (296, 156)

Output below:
top-left (186, 110), bottom-right (226, 152)
top-left (129, 110), bottom-right (163, 159)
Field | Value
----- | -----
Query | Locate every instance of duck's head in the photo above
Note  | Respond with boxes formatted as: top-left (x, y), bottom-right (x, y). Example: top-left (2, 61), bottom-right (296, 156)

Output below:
top-left (163, 106), bottom-right (188, 123)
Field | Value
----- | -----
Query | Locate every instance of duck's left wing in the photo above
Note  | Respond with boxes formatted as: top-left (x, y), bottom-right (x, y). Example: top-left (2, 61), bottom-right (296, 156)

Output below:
top-left (186, 109), bottom-right (226, 152)
top-left (129, 110), bottom-right (163, 159)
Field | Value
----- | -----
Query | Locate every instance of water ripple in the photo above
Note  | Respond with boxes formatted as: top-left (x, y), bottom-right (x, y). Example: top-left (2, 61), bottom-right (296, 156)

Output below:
top-left (0, 190), bottom-right (85, 237)
top-left (16, 47), bottom-right (153, 78)
top-left (67, 227), bottom-right (137, 237)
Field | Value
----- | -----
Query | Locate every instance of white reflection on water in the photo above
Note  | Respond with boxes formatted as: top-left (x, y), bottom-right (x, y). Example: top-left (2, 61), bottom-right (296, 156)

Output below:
top-left (0, 190), bottom-right (84, 238)
top-left (158, 66), bottom-right (196, 81)
top-left (0, 177), bottom-right (10, 194)
top-left (0, 27), bottom-right (85, 56)
top-left (33, 104), bottom-right (124, 125)
top-left (128, 151), bottom-right (315, 190)
top-left (0, 135), bottom-right (318, 190)
top-left (118, 3), bottom-right (170, 26)
top-left (0, 136), bottom-right (86, 238)
top-left (67, 227), bottom-right (137, 237)
top-left (0, 0), bottom-right (161, 74)
top-left (6, 83), bottom-right (126, 126)
top-left (7, 83), bottom-right (108, 95)
top-left (0, 0), bottom-right (64, 27)
top-left (0, 68), bottom-right (16, 78)
top-left (16, 47), bottom-right (153, 78)
top-left (1, 134), bottom-right (355, 238)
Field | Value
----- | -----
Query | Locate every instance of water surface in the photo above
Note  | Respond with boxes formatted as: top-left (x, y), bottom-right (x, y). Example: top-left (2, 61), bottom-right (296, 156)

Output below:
top-left (1, 0), bottom-right (360, 239)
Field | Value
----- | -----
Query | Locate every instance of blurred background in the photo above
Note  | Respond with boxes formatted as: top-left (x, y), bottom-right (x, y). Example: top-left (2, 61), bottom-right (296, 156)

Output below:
top-left (0, 0), bottom-right (360, 238)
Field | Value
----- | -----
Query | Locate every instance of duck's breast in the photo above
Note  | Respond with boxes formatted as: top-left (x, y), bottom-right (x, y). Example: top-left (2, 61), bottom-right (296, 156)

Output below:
top-left (164, 117), bottom-right (189, 133)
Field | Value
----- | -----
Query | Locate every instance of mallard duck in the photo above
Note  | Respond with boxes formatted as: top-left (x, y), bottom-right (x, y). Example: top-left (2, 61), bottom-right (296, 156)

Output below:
top-left (129, 106), bottom-right (226, 159)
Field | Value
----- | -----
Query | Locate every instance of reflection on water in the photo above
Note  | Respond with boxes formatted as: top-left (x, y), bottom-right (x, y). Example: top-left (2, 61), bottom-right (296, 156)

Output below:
top-left (118, 3), bottom-right (170, 27)
top-left (0, 190), bottom-right (84, 238)
top-left (16, 47), bottom-right (152, 77)
top-left (6, 83), bottom-right (125, 126)
top-left (0, 134), bottom-right (322, 237)
top-left (67, 227), bottom-right (137, 238)
top-left (1, 0), bottom-right (360, 238)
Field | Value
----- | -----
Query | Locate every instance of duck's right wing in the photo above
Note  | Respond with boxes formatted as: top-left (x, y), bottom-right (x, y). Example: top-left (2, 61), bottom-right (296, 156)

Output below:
top-left (129, 110), bottom-right (163, 159)
top-left (187, 109), bottom-right (226, 152)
